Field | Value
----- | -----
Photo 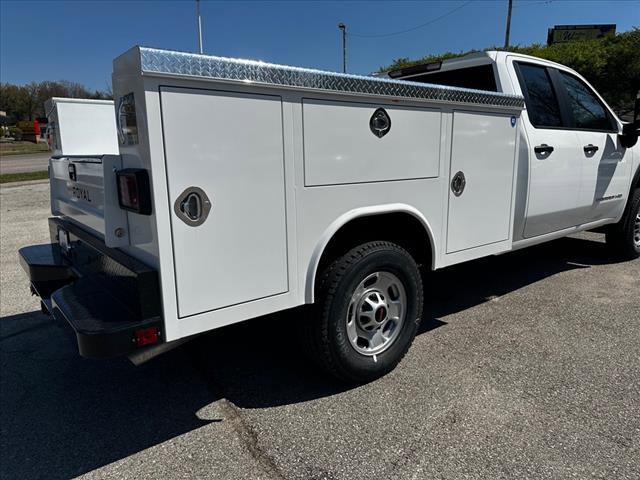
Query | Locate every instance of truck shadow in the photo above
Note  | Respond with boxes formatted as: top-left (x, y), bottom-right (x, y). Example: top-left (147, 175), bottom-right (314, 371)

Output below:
top-left (0, 311), bottom-right (216, 480)
top-left (420, 233), bottom-right (621, 326)
top-left (197, 233), bottom-right (622, 408)
top-left (0, 233), bottom-right (624, 479)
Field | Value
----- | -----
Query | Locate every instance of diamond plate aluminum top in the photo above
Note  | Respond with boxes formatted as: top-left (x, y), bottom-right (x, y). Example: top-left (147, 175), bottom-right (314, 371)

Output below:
top-left (136, 47), bottom-right (524, 109)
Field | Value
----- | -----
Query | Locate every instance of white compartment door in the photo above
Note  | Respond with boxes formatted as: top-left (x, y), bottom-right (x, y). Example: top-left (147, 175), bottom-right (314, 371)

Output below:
top-left (161, 87), bottom-right (288, 318)
top-left (446, 112), bottom-right (517, 254)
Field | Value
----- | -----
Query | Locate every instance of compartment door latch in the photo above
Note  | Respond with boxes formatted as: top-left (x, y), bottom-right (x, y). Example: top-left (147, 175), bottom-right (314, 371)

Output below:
top-left (451, 171), bottom-right (466, 197)
top-left (174, 187), bottom-right (212, 227)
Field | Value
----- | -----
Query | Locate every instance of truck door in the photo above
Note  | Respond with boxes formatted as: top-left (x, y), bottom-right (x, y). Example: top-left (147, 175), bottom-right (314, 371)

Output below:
top-left (514, 62), bottom-right (585, 238)
top-left (554, 71), bottom-right (631, 223)
top-left (160, 87), bottom-right (288, 318)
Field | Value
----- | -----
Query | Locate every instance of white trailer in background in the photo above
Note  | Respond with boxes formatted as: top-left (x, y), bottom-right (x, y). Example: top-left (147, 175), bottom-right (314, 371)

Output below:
top-left (20, 47), bottom-right (640, 383)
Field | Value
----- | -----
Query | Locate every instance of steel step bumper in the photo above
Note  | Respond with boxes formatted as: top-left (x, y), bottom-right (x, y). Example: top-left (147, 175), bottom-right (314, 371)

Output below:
top-left (18, 218), bottom-right (163, 358)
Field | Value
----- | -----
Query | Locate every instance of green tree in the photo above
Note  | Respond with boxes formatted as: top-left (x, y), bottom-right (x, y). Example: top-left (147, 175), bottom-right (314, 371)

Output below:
top-left (0, 83), bottom-right (26, 121)
top-left (0, 80), bottom-right (112, 122)
top-left (381, 28), bottom-right (640, 115)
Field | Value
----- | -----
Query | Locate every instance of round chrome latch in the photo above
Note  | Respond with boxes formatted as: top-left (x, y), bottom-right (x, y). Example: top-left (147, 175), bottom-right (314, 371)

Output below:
top-left (370, 108), bottom-right (391, 138)
top-left (451, 171), bottom-right (466, 197)
top-left (174, 187), bottom-right (212, 226)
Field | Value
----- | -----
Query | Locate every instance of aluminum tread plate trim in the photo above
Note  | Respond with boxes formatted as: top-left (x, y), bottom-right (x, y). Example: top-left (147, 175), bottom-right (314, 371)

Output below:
top-left (137, 47), bottom-right (524, 109)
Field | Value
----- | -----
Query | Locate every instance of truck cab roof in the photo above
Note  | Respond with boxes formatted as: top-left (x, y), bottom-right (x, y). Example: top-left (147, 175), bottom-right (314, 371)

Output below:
top-left (386, 50), bottom-right (570, 94)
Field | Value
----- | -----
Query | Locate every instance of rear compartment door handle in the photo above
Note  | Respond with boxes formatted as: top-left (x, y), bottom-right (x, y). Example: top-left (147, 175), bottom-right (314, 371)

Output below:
top-left (182, 194), bottom-right (202, 221)
top-left (174, 187), bottom-right (212, 227)
top-left (451, 171), bottom-right (466, 197)
top-left (534, 144), bottom-right (554, 155)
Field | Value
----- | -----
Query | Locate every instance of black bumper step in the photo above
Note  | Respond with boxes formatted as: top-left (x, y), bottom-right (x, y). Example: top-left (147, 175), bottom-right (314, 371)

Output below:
top-left (19, 218), bottom-right (163, 359)
top-left (19, 242), bottom-right (73, 281)
top-left (19, 243), bottom-right (75, 300)
top-left (51, 279), bottom-right (161, 358)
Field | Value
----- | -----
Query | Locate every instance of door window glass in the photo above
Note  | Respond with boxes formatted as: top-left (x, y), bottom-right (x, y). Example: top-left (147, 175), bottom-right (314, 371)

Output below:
top-left (559, 72), bottom-right (615, 131)
top-left (517, 63), bottom-right (563, 128)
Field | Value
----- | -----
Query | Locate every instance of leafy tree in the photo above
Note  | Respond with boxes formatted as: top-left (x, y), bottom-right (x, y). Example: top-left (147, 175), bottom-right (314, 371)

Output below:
top-left (381, 28), bottom-right (640, 115)
top-left (0, 80), bottom-right (112, 122)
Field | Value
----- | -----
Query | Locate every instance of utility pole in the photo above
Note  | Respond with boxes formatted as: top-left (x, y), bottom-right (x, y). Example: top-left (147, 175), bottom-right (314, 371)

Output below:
top-left (338, 23), bottom-right (347, 73)
top-left (196, 0), bottom-right (204, 54)
top-left (504, 0), bottom-right (513, 49)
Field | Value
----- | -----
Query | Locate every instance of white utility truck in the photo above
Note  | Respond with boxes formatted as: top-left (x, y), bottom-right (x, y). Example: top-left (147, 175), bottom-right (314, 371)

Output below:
top-left (20, 47), bottom-right (640, 383)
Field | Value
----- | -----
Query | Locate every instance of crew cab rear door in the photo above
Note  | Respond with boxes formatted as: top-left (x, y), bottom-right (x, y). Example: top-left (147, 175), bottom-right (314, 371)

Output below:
top-left (553, 70), bottom-right (631, 223)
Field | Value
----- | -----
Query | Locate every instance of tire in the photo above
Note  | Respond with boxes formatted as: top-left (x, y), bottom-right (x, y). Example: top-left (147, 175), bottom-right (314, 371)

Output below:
top-left (606, 188), bottom-right (640, 260)
top-left (304, 241), bottom-right (423, 383)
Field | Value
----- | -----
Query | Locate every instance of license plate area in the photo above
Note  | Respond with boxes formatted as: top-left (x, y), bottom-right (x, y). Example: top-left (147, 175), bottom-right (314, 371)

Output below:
top-left (58, 227), bottom-right (71, 254)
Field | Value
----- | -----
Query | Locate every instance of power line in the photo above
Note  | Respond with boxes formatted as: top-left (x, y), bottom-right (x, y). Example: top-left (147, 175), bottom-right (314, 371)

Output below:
top-left (512, 0), bottom-right (555, 8)
top-left (347, 1), bottom-right (474, 39)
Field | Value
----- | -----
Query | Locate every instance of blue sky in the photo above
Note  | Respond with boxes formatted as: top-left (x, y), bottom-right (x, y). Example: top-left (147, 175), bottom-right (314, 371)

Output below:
top-left (1, 0), bottom-right (638, 91)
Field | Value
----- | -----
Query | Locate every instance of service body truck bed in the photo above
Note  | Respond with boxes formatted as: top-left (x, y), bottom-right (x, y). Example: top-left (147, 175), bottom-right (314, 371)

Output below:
top-left (20, 47), bottom-right (640, 382)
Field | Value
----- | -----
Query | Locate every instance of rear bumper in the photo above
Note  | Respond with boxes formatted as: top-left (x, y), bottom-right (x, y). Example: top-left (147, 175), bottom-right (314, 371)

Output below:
top-left (19, 217), bottom-right (163, 358)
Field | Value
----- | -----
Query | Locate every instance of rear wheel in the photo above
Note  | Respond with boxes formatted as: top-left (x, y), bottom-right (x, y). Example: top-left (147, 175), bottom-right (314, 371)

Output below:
top-left (304, 241), bottom-right (423, 383)
top-left (606, 189), bottom-right (640, 259)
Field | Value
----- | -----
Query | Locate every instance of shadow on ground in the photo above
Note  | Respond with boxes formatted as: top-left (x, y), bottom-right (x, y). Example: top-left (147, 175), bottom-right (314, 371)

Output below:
top-left (420, 234), bottom-right (622, 328)
top-left (0, 234), bottom-right (622, 479)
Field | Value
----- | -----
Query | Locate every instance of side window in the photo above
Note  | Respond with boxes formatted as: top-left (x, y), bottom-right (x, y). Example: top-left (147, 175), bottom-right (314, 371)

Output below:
top-left (558, 72), bottom-right (615, 131)
top-left (410, 65), bottom-right (498, 92)
top-left (516, 63), bottom-right (563, 128)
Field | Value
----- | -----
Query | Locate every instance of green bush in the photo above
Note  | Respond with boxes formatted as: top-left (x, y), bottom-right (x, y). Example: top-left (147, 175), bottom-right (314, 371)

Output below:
top-left (381, 28), bottom-right (640, 116)
top-left (8, 126), bottom-right (23, 141)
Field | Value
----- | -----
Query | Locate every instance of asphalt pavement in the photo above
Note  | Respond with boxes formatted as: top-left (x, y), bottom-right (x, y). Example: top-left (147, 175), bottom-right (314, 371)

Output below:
top-left (0, 152), bottom-right (50, 174)
top-left (1, 182), bottom-right (639, 480)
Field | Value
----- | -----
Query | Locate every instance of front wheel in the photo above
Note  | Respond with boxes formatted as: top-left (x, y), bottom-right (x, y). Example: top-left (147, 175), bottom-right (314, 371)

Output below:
top-left (606, 188), bottom-right (640, 260)
top-left (304, 241), bottom-right (423, 383)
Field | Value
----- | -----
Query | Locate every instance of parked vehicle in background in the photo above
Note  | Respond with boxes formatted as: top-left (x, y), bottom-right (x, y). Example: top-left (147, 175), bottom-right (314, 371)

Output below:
top-left (20, 47), bottom-right (639, 383)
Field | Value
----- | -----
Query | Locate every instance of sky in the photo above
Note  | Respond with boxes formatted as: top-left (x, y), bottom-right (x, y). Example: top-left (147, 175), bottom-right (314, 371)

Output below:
top-left (1, 0), bottom-right (639, 91)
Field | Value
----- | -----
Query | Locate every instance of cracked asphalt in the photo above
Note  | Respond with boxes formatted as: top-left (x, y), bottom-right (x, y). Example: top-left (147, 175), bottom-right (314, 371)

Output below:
top-left (1, 182), bottom-right (639, 480)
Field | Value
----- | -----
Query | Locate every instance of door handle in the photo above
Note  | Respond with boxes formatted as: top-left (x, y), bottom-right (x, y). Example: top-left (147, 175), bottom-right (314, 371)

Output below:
top-left (451, 171), bottom-right (466, 197)
top-left (583, 144), bottom-right (599, 154)
top-left (174, 186), bottom-right (212, 227)
top-left (181, 193), bottom-right (202, 221)
top-left (534, 144), bottom-right (554, 154)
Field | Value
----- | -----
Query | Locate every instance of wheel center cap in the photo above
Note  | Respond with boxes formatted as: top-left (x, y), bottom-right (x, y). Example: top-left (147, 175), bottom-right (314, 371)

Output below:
top-left (375, 306), bottom-right (387, 323)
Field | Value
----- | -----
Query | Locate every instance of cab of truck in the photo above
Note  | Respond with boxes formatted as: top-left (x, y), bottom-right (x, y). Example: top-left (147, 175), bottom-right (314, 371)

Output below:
top-left (388, 51), bottom-right (640, 246)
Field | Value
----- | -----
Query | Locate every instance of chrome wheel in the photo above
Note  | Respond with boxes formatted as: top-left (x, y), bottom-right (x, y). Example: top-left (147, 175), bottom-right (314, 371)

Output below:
top-left (634, 210), bottom-right (640, 248)
top-left (346, 271), bottom-right (407, 356)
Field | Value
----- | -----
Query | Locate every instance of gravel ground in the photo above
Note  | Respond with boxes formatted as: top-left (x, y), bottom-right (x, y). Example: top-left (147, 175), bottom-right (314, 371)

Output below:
top-left (1, 182), bottom-right (639, 480)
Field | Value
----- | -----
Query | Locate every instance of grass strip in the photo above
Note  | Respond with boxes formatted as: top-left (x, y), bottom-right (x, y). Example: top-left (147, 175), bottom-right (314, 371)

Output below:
top-left (0, 142), bottom-right (50, 156)
top-left (0, 170), bottom-right (49, 184)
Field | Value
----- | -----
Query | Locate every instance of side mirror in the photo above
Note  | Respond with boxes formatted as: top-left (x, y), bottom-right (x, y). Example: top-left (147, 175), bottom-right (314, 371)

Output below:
top-left (620, 91), bottom-right (640, 148)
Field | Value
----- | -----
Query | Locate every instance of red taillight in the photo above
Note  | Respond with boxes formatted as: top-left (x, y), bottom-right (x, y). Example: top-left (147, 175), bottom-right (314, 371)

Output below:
top-left (118, 174), bottom-right (139, 209)
top-left (135, 327), bottom-right (159, 347)
top-left (116, 169), bottom-right (152, 215)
